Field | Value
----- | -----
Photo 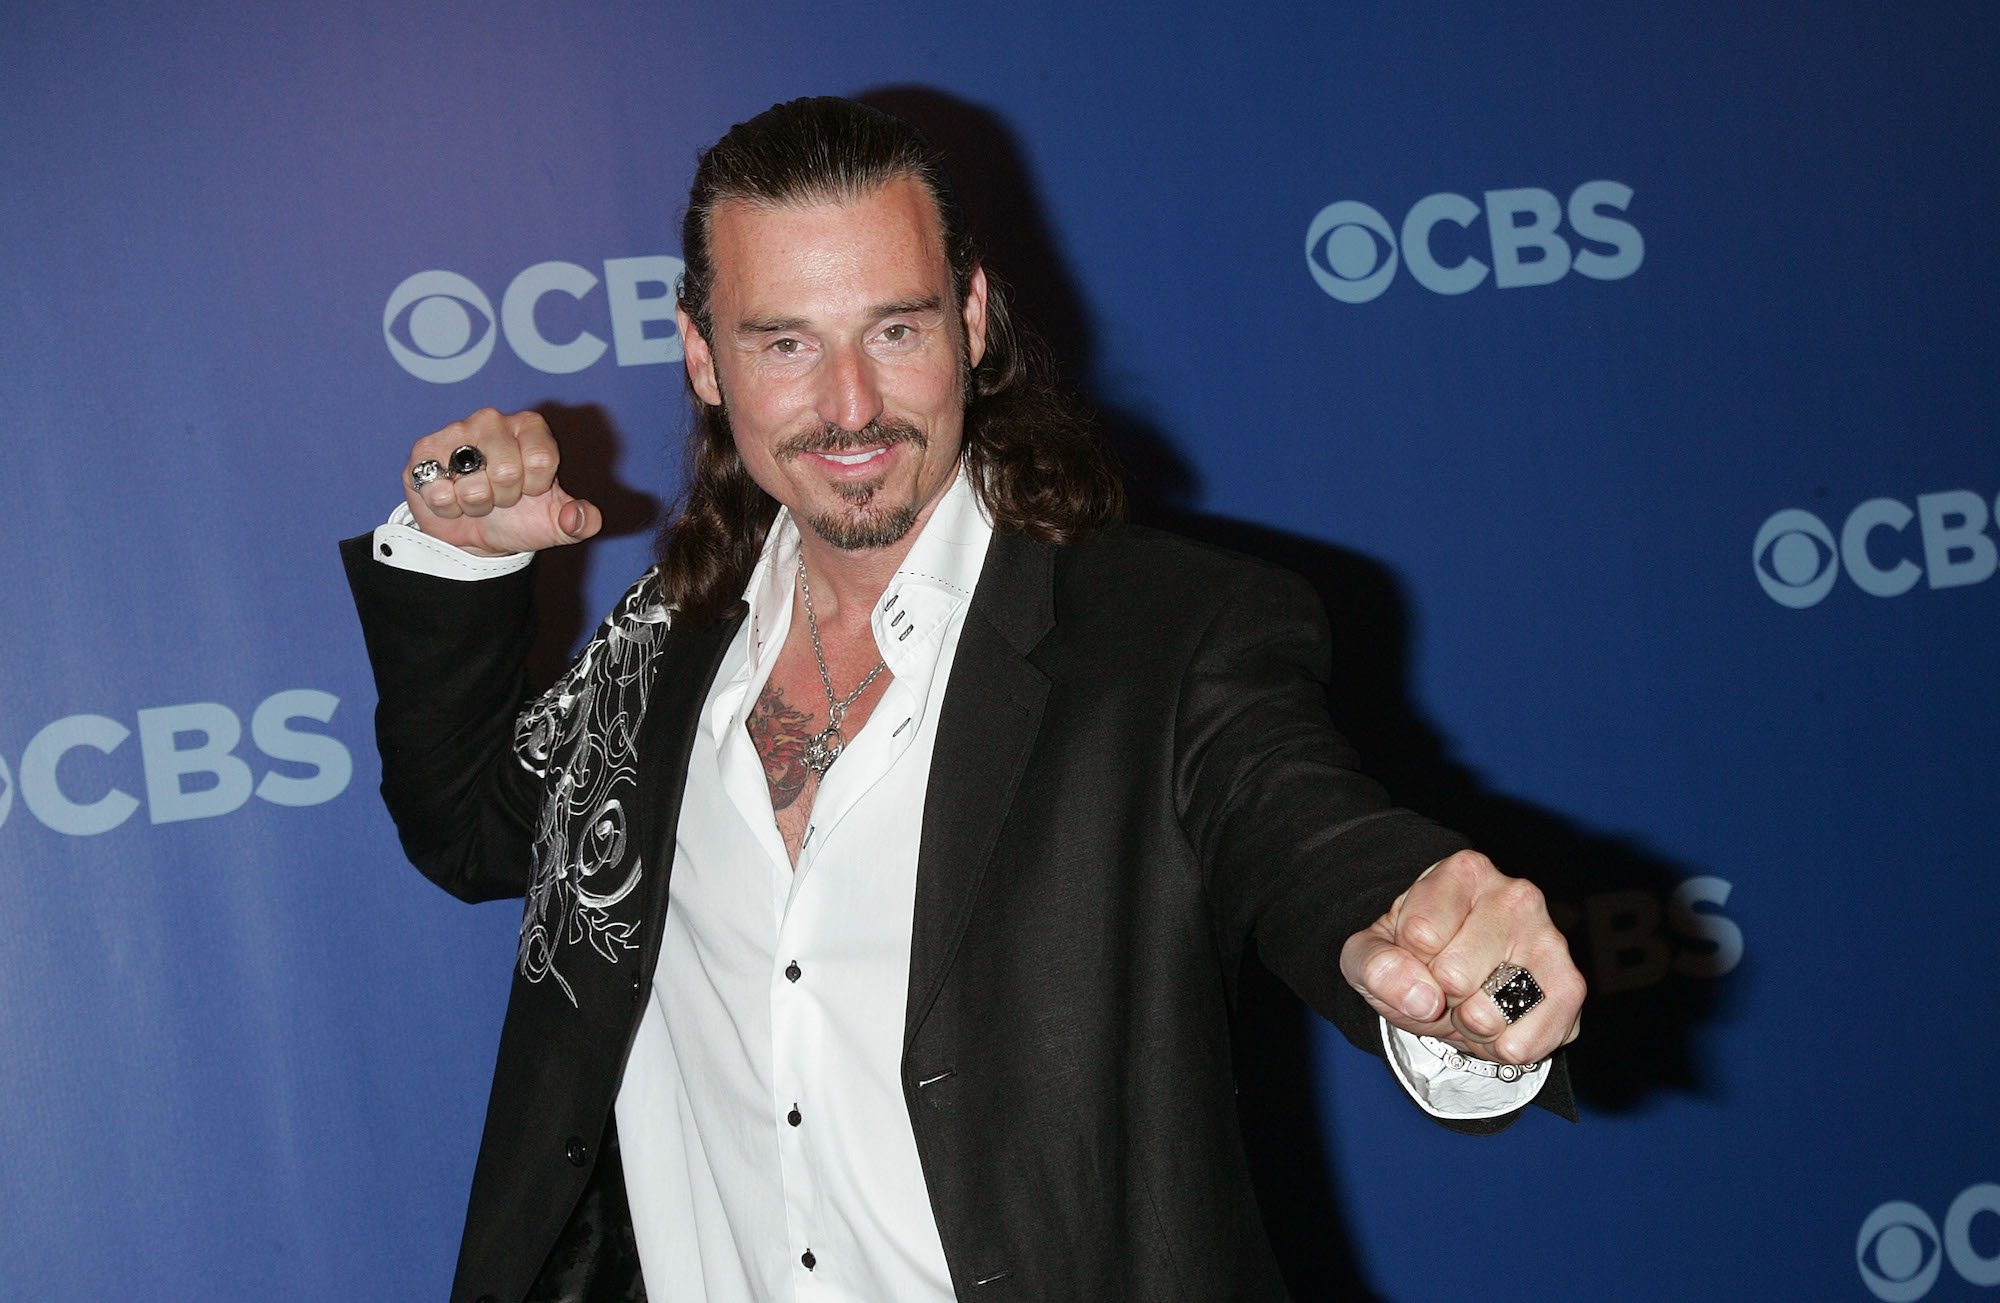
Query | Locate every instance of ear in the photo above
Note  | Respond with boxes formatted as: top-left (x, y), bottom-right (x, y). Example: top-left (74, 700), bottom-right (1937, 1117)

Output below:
top-left (961, 265), bottom-right (990, 371)
top-left (678, 305), bottom-right (723, 407)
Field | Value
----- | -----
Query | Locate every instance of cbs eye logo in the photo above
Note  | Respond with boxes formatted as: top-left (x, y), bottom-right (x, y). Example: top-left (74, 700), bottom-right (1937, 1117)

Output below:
top-left (1857, 1185), bottom-right (2000, 1301)
top-left (384, 271), bottom-right (497, 384)
top-left (1752, 509), bottom-right (1839, 608)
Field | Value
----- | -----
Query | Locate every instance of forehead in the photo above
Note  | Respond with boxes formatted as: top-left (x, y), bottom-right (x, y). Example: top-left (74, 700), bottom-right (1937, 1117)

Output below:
top-left (705, 177), bottom-right (951, 320)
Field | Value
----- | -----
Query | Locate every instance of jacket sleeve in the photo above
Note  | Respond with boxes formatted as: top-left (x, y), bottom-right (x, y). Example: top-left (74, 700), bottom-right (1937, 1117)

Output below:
top-left (1173, 562), bottom-right (1576, 1126)
top-left (340, 533), bottom-right (543, 903)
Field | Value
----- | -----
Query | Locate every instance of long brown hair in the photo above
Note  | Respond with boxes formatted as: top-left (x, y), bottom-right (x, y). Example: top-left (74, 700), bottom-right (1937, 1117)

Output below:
top-left (660, 96), bottom-right (1124, 627)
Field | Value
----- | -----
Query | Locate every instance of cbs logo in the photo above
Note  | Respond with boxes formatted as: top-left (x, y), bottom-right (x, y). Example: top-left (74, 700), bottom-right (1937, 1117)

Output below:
top-left (1754, 489), bottom-right (1998, 608)
top-left (384, 255), bottom-right (687, 384)
top-left (1305, 180), bottom-right (1642, 304)
top-left (0, 690), bottom-right (351, 836)
top-left (1858, 1184), bottom-right (2000, 1301)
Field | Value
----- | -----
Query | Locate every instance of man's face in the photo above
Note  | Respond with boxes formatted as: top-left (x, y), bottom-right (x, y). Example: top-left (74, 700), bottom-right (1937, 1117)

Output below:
top-left (679, 177), bottom-right (988, 553)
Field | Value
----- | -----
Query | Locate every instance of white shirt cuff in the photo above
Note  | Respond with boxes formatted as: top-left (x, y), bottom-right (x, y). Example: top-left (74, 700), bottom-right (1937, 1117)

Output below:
top-left (1380, 1019), bottom-right (1548, 1119)
top-left (369, 503), bottom-right (535, 580)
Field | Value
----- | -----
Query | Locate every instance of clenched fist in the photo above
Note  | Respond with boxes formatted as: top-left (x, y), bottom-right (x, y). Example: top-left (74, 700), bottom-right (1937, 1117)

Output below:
top-left (403, 408), bottom-right (602, 556)
top-left (1341, 849), bottom-right (1584, 1066)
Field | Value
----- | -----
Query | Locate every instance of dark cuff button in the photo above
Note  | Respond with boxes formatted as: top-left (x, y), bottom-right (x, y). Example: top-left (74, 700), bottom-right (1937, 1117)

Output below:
top-left (785, 961), bottom-right (802, 982)
top-left (564, 1136), bottom-right (588, 1166)
top-left (787, 1106), bottom-right (802, 1127)
top-left (801, 1250), bottom-right (816, 1270)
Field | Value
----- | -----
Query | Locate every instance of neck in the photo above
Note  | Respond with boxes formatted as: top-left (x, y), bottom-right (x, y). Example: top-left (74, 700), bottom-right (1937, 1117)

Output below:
top-left (791, 469), bottom-right (958, 627)
top-left (794, 534), bottom-right (907, 630)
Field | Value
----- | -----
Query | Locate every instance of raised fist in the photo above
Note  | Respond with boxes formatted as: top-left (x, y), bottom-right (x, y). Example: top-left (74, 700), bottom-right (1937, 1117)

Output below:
top-left (403, 408), bottom-right (601, 556)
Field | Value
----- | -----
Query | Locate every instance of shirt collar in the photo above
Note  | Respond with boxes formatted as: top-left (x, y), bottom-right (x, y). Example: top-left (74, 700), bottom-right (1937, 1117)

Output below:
top-left (718, 465), bottom-right (992, 735)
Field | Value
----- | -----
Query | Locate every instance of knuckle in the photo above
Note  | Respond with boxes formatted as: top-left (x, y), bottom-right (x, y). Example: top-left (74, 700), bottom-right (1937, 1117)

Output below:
top-left (1361, 948), bottom-right (1408, 993)
top-left (1433, 958), bottom-right (1478, 997)
top-left (1496, 877), bottom-right (1545, 917)
top-left (1399, 915), bottom-right (1441, 952)
top-left (1458, 1002), bottom-right (1503, 1038)
top-left (1445, 848), bottom-right (1493, 879)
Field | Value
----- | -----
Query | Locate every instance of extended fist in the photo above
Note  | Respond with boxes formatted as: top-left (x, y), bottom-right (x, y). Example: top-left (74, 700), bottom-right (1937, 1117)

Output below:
top-left (1340, 849), bottom-right (1584, 1066)
top-left (403, 408), bottom-right (601, 556)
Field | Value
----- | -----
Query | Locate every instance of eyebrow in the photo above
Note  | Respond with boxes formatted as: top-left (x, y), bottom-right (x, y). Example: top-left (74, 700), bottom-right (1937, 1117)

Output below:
top-left (732, 296), bottom-right (945, 338)
top-left (736, 315), bottom-right (811, 336)
top-left (873, 295), bottom-right (943, 318)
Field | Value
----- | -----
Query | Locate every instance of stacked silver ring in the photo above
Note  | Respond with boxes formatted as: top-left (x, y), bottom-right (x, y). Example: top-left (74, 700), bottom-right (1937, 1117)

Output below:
top-left (410, 445), bottom-right (485, 490)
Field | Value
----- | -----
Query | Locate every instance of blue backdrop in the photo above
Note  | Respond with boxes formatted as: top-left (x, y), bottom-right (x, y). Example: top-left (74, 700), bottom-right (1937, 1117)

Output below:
top-left (3, 4), bottom-right (1995, 1299)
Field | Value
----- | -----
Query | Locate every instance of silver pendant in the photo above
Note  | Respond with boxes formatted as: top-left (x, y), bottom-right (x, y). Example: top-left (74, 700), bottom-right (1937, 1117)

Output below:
top-left (803, 725), bottom-right (843, 775)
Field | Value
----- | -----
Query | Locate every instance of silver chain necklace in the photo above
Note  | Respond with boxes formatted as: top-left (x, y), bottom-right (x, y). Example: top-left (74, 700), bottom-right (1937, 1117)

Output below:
top-left (797, 556), bottom-right (888, 775)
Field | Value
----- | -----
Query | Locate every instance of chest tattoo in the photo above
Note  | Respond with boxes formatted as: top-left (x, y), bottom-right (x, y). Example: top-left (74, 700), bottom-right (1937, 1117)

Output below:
top-left (747, 681), bottom-right (816, 812)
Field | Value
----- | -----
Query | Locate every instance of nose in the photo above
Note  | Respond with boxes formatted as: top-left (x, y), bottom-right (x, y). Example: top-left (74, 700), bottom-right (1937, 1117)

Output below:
top-left (815, 342), bottom-right (885, 433)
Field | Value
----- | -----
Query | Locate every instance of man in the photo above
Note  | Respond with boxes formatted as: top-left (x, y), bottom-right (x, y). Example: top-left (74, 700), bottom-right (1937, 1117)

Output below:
top-left (345, 97), bottom-right (1582, 1303)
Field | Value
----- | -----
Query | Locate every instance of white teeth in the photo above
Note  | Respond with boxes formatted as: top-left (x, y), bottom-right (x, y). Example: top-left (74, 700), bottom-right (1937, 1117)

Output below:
top-left (821, 448), bottom-right (885, 465)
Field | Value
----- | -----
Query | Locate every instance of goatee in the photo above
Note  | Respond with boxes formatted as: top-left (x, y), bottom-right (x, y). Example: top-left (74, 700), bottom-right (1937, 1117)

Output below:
top-left (782, 417), bottom-right (929, 550)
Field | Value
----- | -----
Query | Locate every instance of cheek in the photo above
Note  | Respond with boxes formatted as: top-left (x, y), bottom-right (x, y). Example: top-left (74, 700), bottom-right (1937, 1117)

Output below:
top-left (717, 369), bottom-right (810, 446)
top-left (887, 355), bottom-right (969, 418)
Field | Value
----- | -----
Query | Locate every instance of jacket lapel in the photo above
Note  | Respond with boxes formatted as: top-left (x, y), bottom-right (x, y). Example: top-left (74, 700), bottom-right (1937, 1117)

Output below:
top-left (905, 533), bottom-right (1055, 1044)
top-left (628, 601), bottom-right (748, 956)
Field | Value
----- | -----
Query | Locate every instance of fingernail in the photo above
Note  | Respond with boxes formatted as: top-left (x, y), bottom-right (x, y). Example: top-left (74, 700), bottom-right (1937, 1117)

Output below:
top-left (1402, 983), bottom-right (1441, 1021)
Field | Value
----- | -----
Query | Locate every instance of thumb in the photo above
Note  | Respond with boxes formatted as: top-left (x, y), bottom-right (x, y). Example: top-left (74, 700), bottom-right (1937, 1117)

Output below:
top-left (556, 496), bottom-right (602, 542)
top-left (1341, 931), bottom-right (1445, 1024)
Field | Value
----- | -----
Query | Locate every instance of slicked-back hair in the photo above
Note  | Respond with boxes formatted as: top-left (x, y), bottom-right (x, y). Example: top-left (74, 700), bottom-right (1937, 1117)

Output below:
top-left (660, 96), bottom-right (1124, 627)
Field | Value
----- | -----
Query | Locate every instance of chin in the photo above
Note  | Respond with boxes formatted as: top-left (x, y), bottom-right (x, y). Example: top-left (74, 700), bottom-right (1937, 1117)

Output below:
top-left (806, 497), bottom-right (920, 550)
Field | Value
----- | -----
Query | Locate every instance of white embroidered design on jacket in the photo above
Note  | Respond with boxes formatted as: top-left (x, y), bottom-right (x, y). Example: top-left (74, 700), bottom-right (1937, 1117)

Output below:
top-left (511, 569), bottom-right (672, 1007)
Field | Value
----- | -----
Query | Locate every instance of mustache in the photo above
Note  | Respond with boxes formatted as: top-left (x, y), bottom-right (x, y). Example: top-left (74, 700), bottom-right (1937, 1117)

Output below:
top-left (776, 418), bottom-right (928, 460)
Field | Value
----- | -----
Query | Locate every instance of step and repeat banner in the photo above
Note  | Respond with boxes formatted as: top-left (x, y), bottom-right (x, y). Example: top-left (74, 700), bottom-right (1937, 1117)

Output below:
top-left (3, 4), bottom-right (1993, 1300)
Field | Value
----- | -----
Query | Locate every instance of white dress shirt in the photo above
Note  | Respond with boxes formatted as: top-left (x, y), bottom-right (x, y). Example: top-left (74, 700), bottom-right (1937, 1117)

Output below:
top-left (373, 472), bottom-right (1543, 1301)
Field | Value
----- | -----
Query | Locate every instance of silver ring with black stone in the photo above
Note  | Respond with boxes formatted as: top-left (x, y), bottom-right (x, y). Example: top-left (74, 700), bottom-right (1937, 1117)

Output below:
top-left (1481, 961), bottom-right (1544, 1024)
top-left (445, 444), bottom-right (485, 479)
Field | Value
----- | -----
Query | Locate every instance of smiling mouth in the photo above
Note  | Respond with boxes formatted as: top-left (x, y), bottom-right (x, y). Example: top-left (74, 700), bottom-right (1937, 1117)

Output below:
top-left (817, 447), bottom-right (888, 466)
top-left (778, 418), bottom-right (929, 466)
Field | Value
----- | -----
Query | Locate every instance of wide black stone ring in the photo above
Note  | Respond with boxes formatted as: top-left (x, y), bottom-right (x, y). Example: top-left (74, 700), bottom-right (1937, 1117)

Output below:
top-left (445, 444), bottom-right (485, 479)
top-left (1482, 961), bottom-right (1544, 1024)
top-left (409, 458), bottom-right (443, 489)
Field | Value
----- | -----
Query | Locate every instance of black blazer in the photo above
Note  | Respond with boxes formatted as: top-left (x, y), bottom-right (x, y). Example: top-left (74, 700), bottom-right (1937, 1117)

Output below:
top-left (343, 523), bottom-right (1570, 1303)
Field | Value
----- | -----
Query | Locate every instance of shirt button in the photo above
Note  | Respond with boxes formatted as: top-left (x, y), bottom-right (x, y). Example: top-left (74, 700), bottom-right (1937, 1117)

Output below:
top-left (801, 1250), bottom-right (816, 1271)
top-left (564, 1136), bottom-right (588, 1167)
top-left (787, 1106), bottom-right (802, 1127)
top-left (785, 961), bottom-right (802, 982)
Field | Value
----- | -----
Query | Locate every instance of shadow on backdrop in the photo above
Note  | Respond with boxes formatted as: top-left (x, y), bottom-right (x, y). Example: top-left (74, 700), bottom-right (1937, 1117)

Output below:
top-left (524, 401), bottom-right (664, 690)
top-left (863, 83), bottom-right (1734, 1300)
